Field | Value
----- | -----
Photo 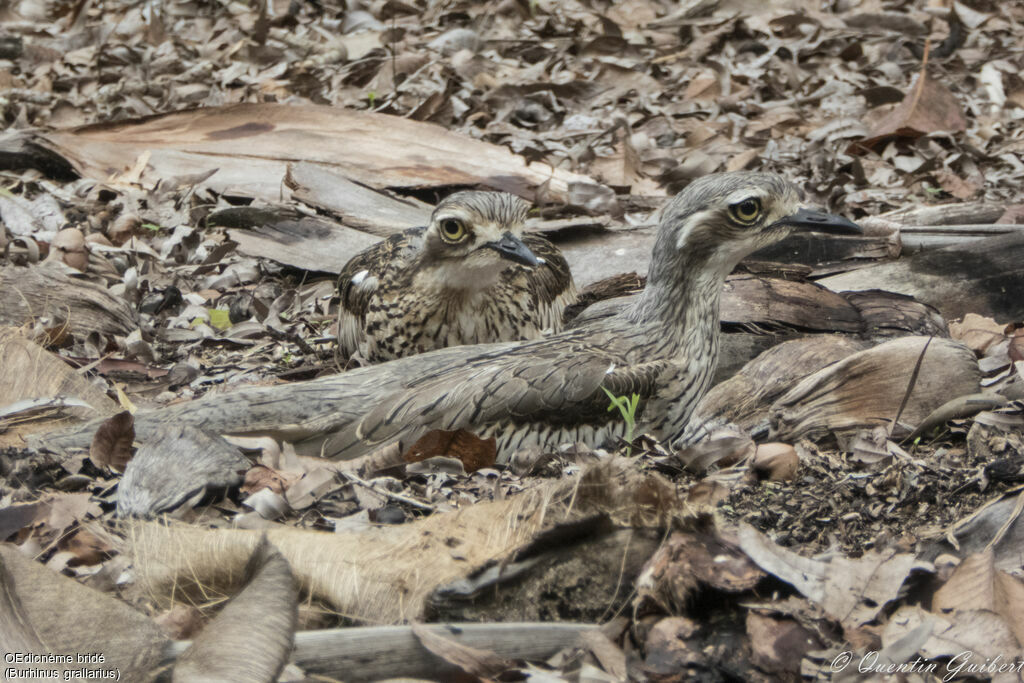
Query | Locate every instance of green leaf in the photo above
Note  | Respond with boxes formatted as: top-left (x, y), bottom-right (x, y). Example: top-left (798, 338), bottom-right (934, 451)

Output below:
top-left (208, 308), bottom-right (231, 331)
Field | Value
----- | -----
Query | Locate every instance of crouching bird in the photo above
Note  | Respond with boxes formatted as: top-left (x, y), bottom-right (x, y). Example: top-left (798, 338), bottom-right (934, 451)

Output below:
top-left (39, 173), bottom-right (860, 460)
top-left (336, 191), bottom-right (576, 362)
top-left (330, 171), bottom-right (861, 456)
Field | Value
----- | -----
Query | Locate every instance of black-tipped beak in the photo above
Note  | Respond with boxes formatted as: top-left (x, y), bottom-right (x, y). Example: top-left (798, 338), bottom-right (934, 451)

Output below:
top-left (772, 208), bottom-right (862, 235)
top-left (482, 231), bottom-right (540, 267)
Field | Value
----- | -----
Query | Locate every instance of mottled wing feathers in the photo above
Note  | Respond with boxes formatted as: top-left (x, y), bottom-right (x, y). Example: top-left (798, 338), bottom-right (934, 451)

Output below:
top-left (336, 228), bottom-right (424, 358)
top-left (354, 334), bottom-right (673, 451)
top-left (521, 234), bottom-right (575, 308)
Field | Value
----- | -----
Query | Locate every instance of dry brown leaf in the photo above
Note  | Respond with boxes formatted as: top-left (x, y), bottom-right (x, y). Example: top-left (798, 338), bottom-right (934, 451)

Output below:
top-left (580, 630), bottom-right (627, 680)
top-left (0, 545), bottom-right (169, 678)
top-left (934, 168), bottom-right (980, 200)
top-left (738, 524), bottom-right (926, 627)
top-left (36, 103), bottom-right (603, 206)
top-left (46, 492), bottom-right (102, 533)
top-left (89, 410), bottom-right (135, 471)
top-left (949, 313), bottom-right (1006, 354)
top-left (49, 227), bottom-right (88, 271)
top-left (997, 204), bottom-right (1024, 224)
top-left (58, 526), bottom-right (113, 566)
top-left (1008, 324), bottom-right (1024, 363)
top-left (746, 613), bottom-right (822, 677)
top-left (643, 617), bottom-right (703, 675)
top-left (852, 69), bottom-right (967, 153)
top-left (241, 464), bottom-right (289, 496)
top-left (932, 550), bottom-right (1024, 646)
top-left (884, 605), bottom-right (1020, 665)
top-left (0, 502), bottom-right (45, 543)
top-left (684, 74), bottom-right (720, 101)
top-left (725, 148), bottom-right (760, 172)
top-left (404, 428), bottom-right (496, 473)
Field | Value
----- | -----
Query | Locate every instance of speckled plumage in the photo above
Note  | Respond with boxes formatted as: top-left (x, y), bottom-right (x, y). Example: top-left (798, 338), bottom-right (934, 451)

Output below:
top-left (337, 191), bottom-right (576, 362)
top-left (316, 172), bottom-right (861, 458)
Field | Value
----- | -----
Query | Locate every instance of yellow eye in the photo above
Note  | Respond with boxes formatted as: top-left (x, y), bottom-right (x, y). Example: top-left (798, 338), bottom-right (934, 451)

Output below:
top-left (438, 218), bottom-right (467, 242)
top-left (729, 198), bottom-right (762, 225)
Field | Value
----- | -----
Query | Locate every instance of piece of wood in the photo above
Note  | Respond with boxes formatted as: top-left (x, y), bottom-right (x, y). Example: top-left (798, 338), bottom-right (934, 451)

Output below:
top-left (870, 201), bottom-right (1007, 228)
top-left (821, 231), bottom-right (1024, 321)
top-left (898, 224), bottom-right (1024, 252)
top-left (226, 214), bottom-right (380, 274)
top-left (841, 289), bottom-right (948, 338)
top-left (0, 262), bottom-right (137, 337)
top-left (720, 275), bottom-right (863, 332)
top-left (17, 103), bottom-right (604, 206)
top-left (286, 161), bottom-right (432, 237)
top-left (0, 131), bottom-right (77, 180)
top-left (750, 232), bottom-right (898, 271)
top-left (166, 622), bottom-right (596, 680)
top-left (556, 225), bottom-right (656, 286)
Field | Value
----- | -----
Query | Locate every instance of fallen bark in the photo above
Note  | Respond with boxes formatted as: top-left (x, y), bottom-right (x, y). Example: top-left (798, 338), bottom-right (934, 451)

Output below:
top-left (0, 262), bottom-right (136, 337)
top-left (821, 231), bottom-right (1024, 321)
top-left (165, 622), bottom-right (596, 681)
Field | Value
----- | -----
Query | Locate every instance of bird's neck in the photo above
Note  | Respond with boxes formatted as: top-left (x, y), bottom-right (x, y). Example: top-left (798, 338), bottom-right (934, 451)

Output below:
top-left (627, 243), bottom-right (726, 365)
top-left (413, 259), bottom-right (503, 293)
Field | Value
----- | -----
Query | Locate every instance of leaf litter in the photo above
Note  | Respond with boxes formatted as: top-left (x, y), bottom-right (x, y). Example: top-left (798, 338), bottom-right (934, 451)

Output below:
top-left (0, 0), bottom-right (1023, 679)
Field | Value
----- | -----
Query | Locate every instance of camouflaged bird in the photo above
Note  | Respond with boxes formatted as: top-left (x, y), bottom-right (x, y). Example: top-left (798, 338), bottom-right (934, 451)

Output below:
top-left (336, 191), bottom-right (576, 362)
top-left (319, 171), bottom-right (863, 457)
top-left (41, 173), bottom-right (861, 461)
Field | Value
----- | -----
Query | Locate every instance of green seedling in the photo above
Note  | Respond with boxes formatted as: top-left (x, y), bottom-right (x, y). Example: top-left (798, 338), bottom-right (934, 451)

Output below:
top-left (602, 387), bottom-right (640, 455)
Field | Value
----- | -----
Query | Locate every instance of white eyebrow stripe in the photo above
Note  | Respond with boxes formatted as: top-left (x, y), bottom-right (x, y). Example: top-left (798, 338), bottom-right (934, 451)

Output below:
top-left (351, 269), bottom-right (369, 285)
top-left (674, 208), bottom-right (716, 250)
top-left (725, 188), bottom-right (766, 204)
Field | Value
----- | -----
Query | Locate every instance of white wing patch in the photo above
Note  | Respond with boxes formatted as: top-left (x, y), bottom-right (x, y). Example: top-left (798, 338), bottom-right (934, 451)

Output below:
top-left (351, 270), bottom-right (379, 291)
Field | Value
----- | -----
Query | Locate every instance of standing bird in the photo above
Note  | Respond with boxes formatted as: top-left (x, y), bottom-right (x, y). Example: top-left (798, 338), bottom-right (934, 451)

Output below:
top-left (41, 173), bottom-right (860, 460)
top-left (336, 191), bottom-right (576, 363)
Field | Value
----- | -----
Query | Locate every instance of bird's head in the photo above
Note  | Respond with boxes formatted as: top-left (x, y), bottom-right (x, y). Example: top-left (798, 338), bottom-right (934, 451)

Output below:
top-left (656, 171), bottom-right (861, 282)
top-left (422, 191), bottom-right (539, 271)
